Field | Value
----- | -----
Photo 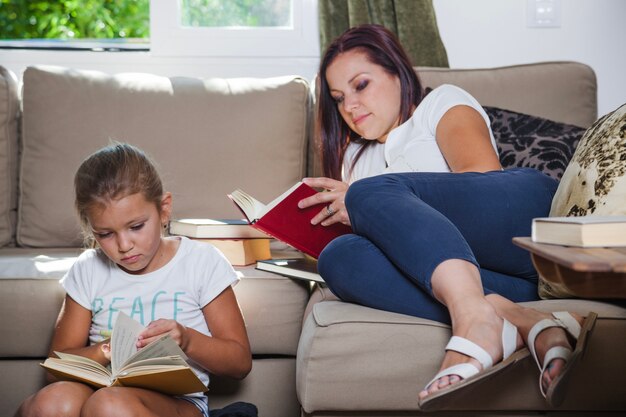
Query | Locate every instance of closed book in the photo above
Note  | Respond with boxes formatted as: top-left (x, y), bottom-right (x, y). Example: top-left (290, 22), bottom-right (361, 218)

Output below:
top-left (196, 238), bottom-right (272, 266)
top-left (256, 258), bottom-right (323, 283)
top-left (168, 218), bottom-right (268, 239)
top-left (531, 215), bottom-right (626, 247)
top-left (228, 182), bottom-right (351, 259)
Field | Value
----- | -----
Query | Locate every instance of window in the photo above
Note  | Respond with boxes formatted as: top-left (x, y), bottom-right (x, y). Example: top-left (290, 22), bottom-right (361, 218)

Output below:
top-left (150, 0), bottom-right (319, 57)
top-left (0, 0), bottom-right (149, 50)
top-left (0, 0), bottom-right (318, 57)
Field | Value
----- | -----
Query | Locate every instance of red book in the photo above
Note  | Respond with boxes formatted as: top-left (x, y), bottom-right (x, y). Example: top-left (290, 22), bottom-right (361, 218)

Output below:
top-left (227, 182), bottom-right (351, 259)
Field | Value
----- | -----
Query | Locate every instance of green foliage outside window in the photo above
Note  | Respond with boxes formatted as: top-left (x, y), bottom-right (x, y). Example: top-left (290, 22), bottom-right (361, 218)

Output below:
top-left (182, 0), bottom-right (291, 27)
top-left (0, 0), bottom-right (149, 40)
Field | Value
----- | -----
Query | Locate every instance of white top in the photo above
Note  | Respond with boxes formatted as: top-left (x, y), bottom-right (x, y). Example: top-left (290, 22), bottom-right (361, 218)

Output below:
top-left (61, 236), bottom-right (239, 391)
top-left (342, 84), bottom-right (497, 183)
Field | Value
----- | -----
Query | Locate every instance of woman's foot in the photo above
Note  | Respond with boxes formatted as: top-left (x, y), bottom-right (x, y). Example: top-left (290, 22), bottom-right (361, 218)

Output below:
top-left (418, 302), bottom-right (524, 402)
top-left (486, 295), bottom-right (597, 406)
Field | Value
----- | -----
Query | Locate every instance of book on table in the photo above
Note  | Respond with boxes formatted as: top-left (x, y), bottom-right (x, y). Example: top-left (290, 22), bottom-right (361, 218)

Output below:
top-left (195, 238), bottom-right (272, 266)
top-left (169, 218), bottom-right (268, 239)
top-left (228, 182), bottom-right (351, 259)
top-left (40, 312), bottom-right (207, 395)
top-left (531, 215), bottom-right (626, 247)
top-left (256, 257), bottom-right (323, 283)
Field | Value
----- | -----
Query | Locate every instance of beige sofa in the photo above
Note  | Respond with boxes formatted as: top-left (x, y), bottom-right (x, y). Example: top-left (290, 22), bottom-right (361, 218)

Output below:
top-left (0, 62), bottom-right (624, 417)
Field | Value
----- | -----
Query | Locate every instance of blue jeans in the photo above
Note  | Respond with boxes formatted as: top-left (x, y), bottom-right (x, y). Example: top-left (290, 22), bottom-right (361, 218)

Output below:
top-left (318, 168), bottom-right (558, 324)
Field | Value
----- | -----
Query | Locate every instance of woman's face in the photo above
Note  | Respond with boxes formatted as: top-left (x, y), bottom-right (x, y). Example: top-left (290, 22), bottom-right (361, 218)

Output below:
top-left (326, 50), bottom-right (402, 143)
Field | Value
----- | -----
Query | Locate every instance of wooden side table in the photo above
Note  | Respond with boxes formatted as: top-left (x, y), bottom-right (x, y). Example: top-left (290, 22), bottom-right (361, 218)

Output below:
top-left (513, 237), bottom-right (626, 299)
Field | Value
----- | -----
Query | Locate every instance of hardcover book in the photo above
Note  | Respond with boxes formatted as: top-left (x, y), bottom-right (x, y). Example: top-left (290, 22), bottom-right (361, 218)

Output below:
top-left (531, 215), bottom-right (626, 247)
top-left (196, 238), bottom-right (272, 266)
top-left (256, 257), bottom-right (323, 283)
top-left (169, 218), bottom-right (268, 239)
top-left (40, 312), bottom-right (207, 395)
top-left (228, 182), bottom-right (351, 259)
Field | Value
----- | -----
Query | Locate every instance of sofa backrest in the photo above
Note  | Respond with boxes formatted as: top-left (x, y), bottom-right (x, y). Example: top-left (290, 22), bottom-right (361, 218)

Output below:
top-left (16, 66), bottom-right (311, 247)
top-left (0, 61), bottom-right (600, 249)
top-left (417, 61), bottom-right (597, 128)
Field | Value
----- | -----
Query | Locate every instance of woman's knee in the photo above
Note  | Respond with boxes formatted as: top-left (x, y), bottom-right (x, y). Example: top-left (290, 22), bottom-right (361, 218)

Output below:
top-left (319, 234), bottom-right (367, 299)
top-left (16, 381), bottom-right (93, 417)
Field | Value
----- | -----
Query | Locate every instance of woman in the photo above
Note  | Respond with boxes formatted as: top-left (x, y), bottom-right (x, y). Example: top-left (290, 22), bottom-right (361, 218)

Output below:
top-left (298, 24), bottom-right (596, 410)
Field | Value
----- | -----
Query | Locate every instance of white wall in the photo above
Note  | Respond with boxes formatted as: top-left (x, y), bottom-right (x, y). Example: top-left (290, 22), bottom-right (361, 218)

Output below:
top-left (0, 0), bottom-right (624, 117)
top-left (433, 0), bottom-right (626, 117)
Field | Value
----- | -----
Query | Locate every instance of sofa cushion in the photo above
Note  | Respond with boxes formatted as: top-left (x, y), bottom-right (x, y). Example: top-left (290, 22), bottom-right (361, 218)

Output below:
top-left (0, 66), bottom-right (20, 247)
top-left (484, 106), bottom-right (585, 180)
top-left (18, 66), bottom-right (311, 247)
top-left (296, 299), bottom-right (626, 413)
top-left (550, 102), bottom-right (626, 217)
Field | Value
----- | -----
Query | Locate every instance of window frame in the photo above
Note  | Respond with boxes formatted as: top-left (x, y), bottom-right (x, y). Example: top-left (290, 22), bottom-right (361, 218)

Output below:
top-left (149, 0), bottom-right (319, 57)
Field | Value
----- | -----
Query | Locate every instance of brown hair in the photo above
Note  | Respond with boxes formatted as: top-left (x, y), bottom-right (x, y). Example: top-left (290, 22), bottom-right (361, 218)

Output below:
top-left (317, 24), bottom-right (424, 180)
top-left (74, 142), bottom-right (164, 245)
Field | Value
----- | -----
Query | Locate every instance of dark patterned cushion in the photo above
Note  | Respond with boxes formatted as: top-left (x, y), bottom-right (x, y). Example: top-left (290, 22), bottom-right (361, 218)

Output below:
top-left (484, 107), bottom-right (586, 180)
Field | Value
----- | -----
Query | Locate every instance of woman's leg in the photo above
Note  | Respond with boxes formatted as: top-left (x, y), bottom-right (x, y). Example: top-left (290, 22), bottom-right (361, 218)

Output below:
top-left (319, 236), bottom-right (540, 325)
top-left (319, 234), bottom-right (450, 323)
top-left (342, 168), bottom-right (557, 398)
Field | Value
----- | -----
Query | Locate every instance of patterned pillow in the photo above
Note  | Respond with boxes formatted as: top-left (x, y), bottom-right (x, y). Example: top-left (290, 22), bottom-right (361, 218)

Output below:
top-left (540, 103), bottom-right (626, 299)
top-left (484, 107), bottom-right (586, 180)
top-left (550, 103), bottom-right (626, 217)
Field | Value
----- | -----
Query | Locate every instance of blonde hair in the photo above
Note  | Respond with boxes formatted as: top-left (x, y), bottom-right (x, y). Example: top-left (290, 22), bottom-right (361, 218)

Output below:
top-left (74, 142), bottom-right (164, 245)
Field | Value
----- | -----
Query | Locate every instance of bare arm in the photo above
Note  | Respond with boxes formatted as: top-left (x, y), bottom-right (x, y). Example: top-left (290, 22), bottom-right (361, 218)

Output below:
top-left (137, 286), bottom-right (252, 380)
top-left (436, 105), bottom-right (502, 173)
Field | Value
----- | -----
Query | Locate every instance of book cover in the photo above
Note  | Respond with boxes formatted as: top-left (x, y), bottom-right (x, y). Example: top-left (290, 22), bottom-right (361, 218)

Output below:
top-left (169, 218), bottom-right (268, 239)
top-left (195, 238), bottom-right (272, 266)
top-left (40, 312), bottom-right (207, 395)
top-left (256, 258), bottom-right (323, 283)
top-left (531, 215), bottom-right (626, 247)
top-left (228, 182), bottom-right (352, 259)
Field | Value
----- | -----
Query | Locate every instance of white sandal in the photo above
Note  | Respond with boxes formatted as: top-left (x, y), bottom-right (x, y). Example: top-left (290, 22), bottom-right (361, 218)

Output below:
top-left (527, 311), bottom-right (597, 407)
top-left (419, 319), bottom-right (528, 411)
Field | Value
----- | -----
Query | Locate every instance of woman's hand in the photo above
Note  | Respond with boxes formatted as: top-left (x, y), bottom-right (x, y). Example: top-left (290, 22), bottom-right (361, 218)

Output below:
top-left (300, 177), bottom-right (351, 227)
top-left (137, 319), bottom-right (189, 350)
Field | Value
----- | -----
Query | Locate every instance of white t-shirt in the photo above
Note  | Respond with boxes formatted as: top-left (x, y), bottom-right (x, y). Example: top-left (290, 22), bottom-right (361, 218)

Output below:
top-left (342, 84), bottom-right (497, 183)
top-left (60, 236), bottom-right (239, 391)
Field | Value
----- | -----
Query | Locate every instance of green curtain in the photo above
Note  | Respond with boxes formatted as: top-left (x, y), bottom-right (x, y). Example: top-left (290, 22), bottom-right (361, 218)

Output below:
top-left (318, 0), bottom-right (449, 67)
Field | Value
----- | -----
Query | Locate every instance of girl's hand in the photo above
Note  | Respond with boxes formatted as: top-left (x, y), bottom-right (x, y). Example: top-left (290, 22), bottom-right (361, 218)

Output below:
top-left (137, 319), bottom-right (188, 350)
top-left (300, 177), bottom-right (351, 227)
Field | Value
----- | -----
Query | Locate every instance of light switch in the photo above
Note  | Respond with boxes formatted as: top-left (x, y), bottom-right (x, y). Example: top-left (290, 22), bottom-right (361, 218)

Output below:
top-left (527, 0), bottom-right (561, 28)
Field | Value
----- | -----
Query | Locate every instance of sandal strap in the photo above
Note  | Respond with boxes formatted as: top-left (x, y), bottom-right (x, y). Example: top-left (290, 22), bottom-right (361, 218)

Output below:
top-left (501, 319), bottom-right (518, 360)
top-left (446, 336), bottom-right (493, 369)
top-left (425, 363), bottom-right (480, 390)
top-left (552, 311), bottom-right (581, 339)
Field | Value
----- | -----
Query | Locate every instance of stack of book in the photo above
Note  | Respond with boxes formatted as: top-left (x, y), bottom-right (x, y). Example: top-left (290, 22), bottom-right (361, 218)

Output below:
top-left (168, 218), bottom-right (272, 266)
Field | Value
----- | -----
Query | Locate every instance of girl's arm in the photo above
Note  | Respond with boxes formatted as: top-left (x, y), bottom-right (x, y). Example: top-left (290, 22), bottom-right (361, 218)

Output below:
top-left (137, 286), bottom-right (252, 380)
top-left (436, 105), bottom-right (502, 173)
top-left (46, 295), bottom-right (107, 381)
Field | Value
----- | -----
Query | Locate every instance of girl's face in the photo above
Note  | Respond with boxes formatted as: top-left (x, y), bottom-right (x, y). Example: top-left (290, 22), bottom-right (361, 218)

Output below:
top-left (87, 192), bottom-right (172, 275)
top-left (326, 49), bottom-right (402, 143)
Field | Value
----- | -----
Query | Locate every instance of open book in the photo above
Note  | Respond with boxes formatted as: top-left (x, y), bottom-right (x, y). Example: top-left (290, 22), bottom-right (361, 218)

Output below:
top-left (228, 182), bottom-right (351, 259)
top-left (40, 312), bottom-right (207, 395)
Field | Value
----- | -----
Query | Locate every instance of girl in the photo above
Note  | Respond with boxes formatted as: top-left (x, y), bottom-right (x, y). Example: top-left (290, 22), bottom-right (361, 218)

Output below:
top-left (298, 24), bottom-right (596, 410)
top-left (16, 143), bottom-right (252, 417)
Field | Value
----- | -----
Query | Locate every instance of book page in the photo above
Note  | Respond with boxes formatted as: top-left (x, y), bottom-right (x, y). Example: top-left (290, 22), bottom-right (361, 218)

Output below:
top-left (110, 312), bottom-right (145, 374)
top-left (229, 189), bottom-right (267, 221)
top-left (121, 334), bottom-right (188, 372)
